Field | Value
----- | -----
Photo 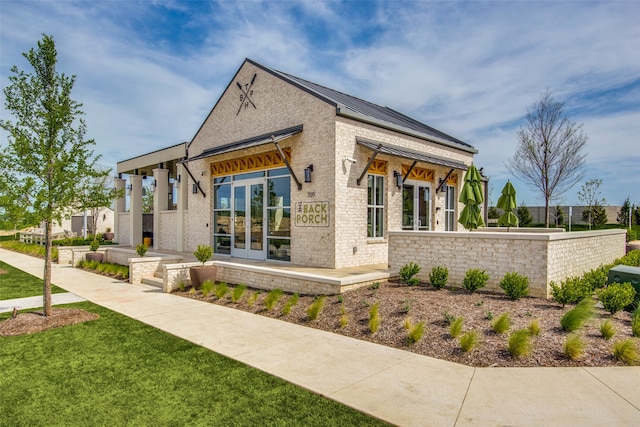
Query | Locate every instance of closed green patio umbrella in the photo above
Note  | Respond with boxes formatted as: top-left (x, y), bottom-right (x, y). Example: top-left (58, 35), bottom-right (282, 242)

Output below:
top-left (496, 181), bottom-right (519, 228)
top-left (458, 165), bottom-right (485, 229)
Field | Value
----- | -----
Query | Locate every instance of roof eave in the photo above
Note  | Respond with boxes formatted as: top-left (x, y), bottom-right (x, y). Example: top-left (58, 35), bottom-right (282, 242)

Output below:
top-left (336, 106), bottom-right (478, 155)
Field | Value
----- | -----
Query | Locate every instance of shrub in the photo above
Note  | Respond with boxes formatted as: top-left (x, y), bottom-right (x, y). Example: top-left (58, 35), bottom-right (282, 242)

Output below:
top-left (443, 311), bottom-right (456, 325)
top-left (306, 296), bottom-right (325, 320)
top-left (508, 329), bottom-right (532, 358)
top-left (632, 305), bottom-right (640, 338)
top-left (550, 277), bottom-right (593, 307)
top-left (528, 319), bottom-right (541, 336)
top-left (399, 262), bottom-right (421, 285)
top-left (89, 239), bottom-right (100, 252)
top-left (618, 250), bottom-right (640, 267)
top-left (429, 266), bottom-right (449, 290)
top-left (340, 312), bottom-right (349, 328)
top-left (492, 312), bottom-right (511, 334)
top-left (201, 280), bottom-right (215, 297)
top-left (612, 339), bottom-right (639, 365)
top-left (460, 331), bottom-right (480, 353)
top-left (193, 244), bottom-right (213, 264)
top-left (369, 302), bottom-right (381, 333)
top-left (407, 321), bottom-right (425, 345)
top-left (214, 282), bottom-right (228, 299)
top-left (462, 269), bottom-right (489, 293)
top-left (599, 319), bottom-right (616, 340)
top-left (231, 284), bottom-right (247, 302)
top-left (597, 283), bottom-right (636, 314)
top-left (264, 288), bottom-right (284, 311)
top-left (135, 244), bottom-right (147, 257)
top-left (449, 317), bottom-right (464, 338)
top-left (403, 317), bottom-right (412, 330)
top-left (282, 294), bottom-right (299, 315)
top-left (560, 298), bottom-right (595, 332)
top-left (563, 334), bottom-right (585, 360)
top-left (499, 272), bottom-right (529, 300)
top-left (582, 267), bottom-right (608, 290)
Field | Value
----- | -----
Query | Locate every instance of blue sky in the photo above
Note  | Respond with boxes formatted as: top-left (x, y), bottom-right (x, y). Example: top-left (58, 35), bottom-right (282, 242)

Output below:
top-left (1, 0), bottom-right (638, 207)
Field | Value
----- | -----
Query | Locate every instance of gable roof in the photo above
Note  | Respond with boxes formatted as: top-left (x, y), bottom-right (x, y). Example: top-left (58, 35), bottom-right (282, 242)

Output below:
top-left (248, 58), bottom-right (476, 154)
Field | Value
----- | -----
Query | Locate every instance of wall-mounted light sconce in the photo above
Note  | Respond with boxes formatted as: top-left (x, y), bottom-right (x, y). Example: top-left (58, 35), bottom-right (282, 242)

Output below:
top-left (177, 174), bottom-right (181, 183)
top-left (343, 157), bottom-right (357, 164)
top-left (304, 165), bottom-right (313, 183)
top-left (192, 183), bottom-right (198, 194)
top-left (393, 171), bottom-right (403, 189)
top-left (152, 180), bottom-right (157, 192)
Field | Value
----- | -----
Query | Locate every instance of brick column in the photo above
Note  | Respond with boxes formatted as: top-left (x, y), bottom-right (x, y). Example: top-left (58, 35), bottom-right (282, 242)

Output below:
top-left (153, 168), bottom-right (169, 249)
top-left (114, 178), bottom-right (126, 243)
top-left (129, 175), bottom-right (143, 247)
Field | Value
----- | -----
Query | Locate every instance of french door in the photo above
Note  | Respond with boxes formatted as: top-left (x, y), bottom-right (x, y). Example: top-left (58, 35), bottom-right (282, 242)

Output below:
top-left (232, 178), bottom-right (266, 260)
top-left (402, 181), bottom-right (431, 231)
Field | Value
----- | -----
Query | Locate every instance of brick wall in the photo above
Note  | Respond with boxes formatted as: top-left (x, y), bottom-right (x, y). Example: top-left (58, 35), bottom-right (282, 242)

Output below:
top-left (157, 210), bottom-right (177, 250)
top-left (388, 229), bottom-right (626, 298)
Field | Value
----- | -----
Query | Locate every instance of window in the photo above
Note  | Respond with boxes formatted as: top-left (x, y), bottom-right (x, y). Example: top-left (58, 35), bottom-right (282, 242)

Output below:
top-left (445, 185), bottom-right (456, 231)
top-left (213, 177), bottom-right (232, 254)
top-left (367, 174), bottom-right (385, 238)
top-left (266, 173), bottom-right (291, 261)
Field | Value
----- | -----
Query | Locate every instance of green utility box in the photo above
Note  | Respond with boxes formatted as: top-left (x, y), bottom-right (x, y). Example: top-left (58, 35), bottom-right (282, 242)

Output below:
top-left (607, 265), bottom-right (640, 296)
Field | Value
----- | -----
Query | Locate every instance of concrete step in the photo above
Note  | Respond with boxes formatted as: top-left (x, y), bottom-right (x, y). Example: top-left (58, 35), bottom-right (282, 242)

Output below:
top-left (141, 277), bottom-right (163, 288)
top-left (154, 270), bottom-right (164, 279)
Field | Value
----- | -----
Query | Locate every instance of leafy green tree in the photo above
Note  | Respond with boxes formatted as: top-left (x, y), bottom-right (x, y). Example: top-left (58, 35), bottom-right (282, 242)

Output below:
top-left (142, 186), bottom-right (154, 213)
top-left (578, 179), bottom-right (606, 229)
top-left (618, 197), bottom-right (631, 226)
top-left (0, 34), bottom-right (106, 315)
top-left (506, 90), bottom-right (587, 227)
top-left (515, 203), bottom-right (533, 226)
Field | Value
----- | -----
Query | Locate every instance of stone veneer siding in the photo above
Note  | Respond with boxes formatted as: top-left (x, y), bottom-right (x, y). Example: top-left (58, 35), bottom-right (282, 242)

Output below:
top-left (388, 229), bottom-right (626, 298)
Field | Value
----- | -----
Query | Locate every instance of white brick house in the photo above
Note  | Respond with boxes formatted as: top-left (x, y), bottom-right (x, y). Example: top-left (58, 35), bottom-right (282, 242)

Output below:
top-left (116, 58), bottom-right (480, 269)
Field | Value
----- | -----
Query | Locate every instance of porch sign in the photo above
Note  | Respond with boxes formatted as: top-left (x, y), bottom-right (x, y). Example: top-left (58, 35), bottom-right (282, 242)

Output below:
top-left (295, 201), bottom-right (329, 227)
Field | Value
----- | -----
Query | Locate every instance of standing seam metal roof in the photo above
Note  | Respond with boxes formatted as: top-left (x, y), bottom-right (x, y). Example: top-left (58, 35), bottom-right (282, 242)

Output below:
top-left (255, 61), bottom-right (473, 152)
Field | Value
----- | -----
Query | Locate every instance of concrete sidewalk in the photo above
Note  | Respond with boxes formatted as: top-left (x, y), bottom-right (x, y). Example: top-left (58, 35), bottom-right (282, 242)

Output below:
top-left (0, 292), bottom-right (86, 313)
top-left (1, 248), bottom-right (638, 427)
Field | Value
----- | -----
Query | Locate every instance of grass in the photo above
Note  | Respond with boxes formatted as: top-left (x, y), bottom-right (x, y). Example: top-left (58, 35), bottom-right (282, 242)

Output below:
top-left (306, 296), bottom-right (326, 320)
top-left (528, 319), bottom-right (541, 336)
top-left (264, 288), bottom-right (284, 311)
top-left (369, 302), bottom-right (381, 333)
top-left (231, 284), bottom-right (247, 302)
top-left (214, 281), bottom-right (229, 299)
top-left (449, 316), bottom-right (464, 338)
top-left (459, 330), bottom-right (480, 353)
top-left (282, 293), bottom-right (299, 315)
top-left (508, 329), bottom-right (532, 358)
top-left (0, 302), bottom-right (388, 426)
top-left (560, 298), bottom-right (595, 332)
top-left (563, 334), bottom-right (585, 361)
top-left (600, 319), bottom-right (616, 340)
top-left (612, 339), bottom-right (639, 365)
top-left (406, 321), bottom-right (425, 345)
top-left (0, 261), bottom-right (66, 300)
top-left (492, 312), bottom-right (511, 334)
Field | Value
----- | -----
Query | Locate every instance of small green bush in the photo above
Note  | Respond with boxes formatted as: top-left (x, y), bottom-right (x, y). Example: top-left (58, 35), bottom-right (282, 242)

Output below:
top-left (459, 331), bottom-right (480, 353)
top-left (443, 311), bottom-right (456, 325)
top-left (403, 317), bottom-right (412, 330)
top-left (193, 244), bottom-right (213, 264)
top-left (282, 294), bottom-right (299, 315)
top-left (492, 312), bottom-right (511, 334)
top-left (340, 312), bottom-right (349, 328)
top-left (617, 250), bottom-right (640, 267)
top-left (201, 280), bottom-right (215, 297)
top-left (449, 317), bottom-right (464, 338)
top-left (369, 302), bottom-right (381, 333)
top-left (89, 239), bottom-right (100, 252)
top-left (612, 339), bottom-right (639, 365)
top-left (369, 282), bottom-right (380, 291)
top-left (407, 321), bottom-right (425, 345)
top-left (550, 277), bottom-right (593, 307)
top-left (508, 329), bottom-right (532, 358)
top-left (135, 244), bottom-right (147, 257)
top-left (582, 267), bottom-right (608, 290)
top-left (597, 283), bottom-right (636, 314)
top-left (599, 319), bottom-right (616, 340)
top-left (214, 282), bottom-right (229, 299)
top-left (264, 288), bottom-right (284, 311)
top-left (563, 334), bottom-right (585, 360)
top-left (631, 306), bottom-right (640, 338)
top-left (399, 262), bottom-right (421, 285)
top-left (560, 298), bottom-right (595, 332)
top-left (306, 296), bottom-right (326, 320)
top-left (462, 269), bottom-right (489, 293)
top-left (528, 319), bottom-right (541, 336)
top-left (231, 284), bottom-right (247, 302)
top-left (429, 266), bottom-right (449, 290)
top-left (499, 272), bottom-right (529, 300)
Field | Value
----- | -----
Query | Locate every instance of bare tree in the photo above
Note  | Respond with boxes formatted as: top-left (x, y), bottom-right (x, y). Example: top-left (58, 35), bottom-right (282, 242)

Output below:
top-left (506, 90), bottom-right (588, 227)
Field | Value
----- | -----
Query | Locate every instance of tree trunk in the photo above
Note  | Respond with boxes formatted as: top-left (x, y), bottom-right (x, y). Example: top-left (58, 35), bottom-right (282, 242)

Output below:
top-left (43, 220), bottom-right (53, 316)
top-left (544, 199), bottom-right (550, 228)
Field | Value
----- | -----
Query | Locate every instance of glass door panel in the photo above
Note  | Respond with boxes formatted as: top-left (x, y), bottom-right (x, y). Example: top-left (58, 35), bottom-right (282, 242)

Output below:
top-left (232, 186), bottom-right (246, 256)
top-left (418, 186), bottom-right (430, 230)
top-left (402, 185), bottom-right (414, 230)
top-left (402, 182), bottom-right (431, 231)
top-left (249, 182), bottom-right (264, 257)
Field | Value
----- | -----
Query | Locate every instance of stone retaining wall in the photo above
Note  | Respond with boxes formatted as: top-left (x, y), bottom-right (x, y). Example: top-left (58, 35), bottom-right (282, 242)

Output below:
top-left (388, 229), bottom-right (626, 298)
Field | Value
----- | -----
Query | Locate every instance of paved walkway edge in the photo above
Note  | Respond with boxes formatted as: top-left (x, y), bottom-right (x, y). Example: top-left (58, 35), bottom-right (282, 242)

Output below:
top-left (1, 248), bottom-right (639, 427)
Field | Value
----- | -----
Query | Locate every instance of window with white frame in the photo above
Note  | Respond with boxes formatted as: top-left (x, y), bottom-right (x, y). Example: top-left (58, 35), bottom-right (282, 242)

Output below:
top-left (367, 174), bottom-right (385, 238)
top-left (445, 185), bottom-right (456, 231)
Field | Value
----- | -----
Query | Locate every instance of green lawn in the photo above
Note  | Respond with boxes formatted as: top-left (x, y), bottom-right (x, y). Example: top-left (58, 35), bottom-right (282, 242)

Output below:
top-left (0, 261), bottom-right (65, 300)
top-left (0, 301), bottom-right (389, 426)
